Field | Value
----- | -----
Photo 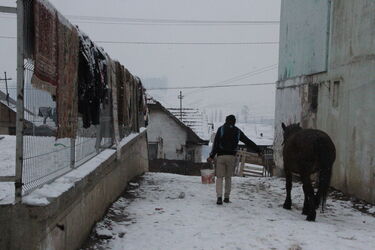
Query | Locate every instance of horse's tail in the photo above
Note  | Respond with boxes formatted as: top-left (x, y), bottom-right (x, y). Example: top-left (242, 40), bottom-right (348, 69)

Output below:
top-left (317, 165), bottom-right (332, 212)
top-left (316, 138), bottom-right (335, 212)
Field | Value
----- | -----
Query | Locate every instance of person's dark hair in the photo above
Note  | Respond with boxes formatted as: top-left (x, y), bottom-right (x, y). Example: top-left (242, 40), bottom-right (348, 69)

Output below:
top-left (225, 115), bottom-right (236, 125)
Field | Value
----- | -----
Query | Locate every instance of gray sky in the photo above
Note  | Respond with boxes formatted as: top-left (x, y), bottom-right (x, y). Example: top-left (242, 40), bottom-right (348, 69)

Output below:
top-left (0, 0), bottom-right (280, 117)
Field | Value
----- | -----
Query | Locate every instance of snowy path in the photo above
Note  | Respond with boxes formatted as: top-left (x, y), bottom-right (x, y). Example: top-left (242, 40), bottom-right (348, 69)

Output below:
top-left (84, 173), bottom-right (375, 250)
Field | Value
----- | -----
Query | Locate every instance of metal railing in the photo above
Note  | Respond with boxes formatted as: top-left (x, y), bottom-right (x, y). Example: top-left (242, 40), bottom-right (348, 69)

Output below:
top-left (22, 60), bottom-right (114, 194)
top-left (14, 0), bottom-right (117, 195)
top-left (0, 0), bottom-right (146, 200)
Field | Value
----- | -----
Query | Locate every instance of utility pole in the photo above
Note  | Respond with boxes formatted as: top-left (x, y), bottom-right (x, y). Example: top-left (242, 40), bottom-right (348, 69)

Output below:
top-left (0, 72), bottom-right (12, 106)
top-left (178, 91), bottom-right (184, 121)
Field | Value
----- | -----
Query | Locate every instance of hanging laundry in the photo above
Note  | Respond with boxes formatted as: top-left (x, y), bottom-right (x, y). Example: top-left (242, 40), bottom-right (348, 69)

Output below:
top-left (56, 13), bottom-right (79, 138)
top-left (115, 61), bottom-right (125, 129)
top-left (107, 58), bottom-right (121, 146)
top-left (77, 30), bottom-right (105, 128)
top-left (31, 0), bottom-right (58, 95)
top-left (121, 67), bottom-right (130, 130)
top-left (124, 68), bottom-right (132, 130)
top-left (137, 79), bottom-right (148, 127)
top-left (127, 73), bottom-right (135, 132)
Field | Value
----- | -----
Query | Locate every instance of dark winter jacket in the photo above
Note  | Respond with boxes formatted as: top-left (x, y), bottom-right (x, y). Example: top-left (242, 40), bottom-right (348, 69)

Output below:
top-left (209, 123), bottom-right (260, 158)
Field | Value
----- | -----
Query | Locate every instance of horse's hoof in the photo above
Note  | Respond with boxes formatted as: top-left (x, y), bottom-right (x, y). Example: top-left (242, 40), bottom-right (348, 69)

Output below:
top-left (306, 213), bottom-right (316, 222)
top-left (302, 210), bottom-right (309, 215)
top-left (283, 203), bottom-right (291, 210)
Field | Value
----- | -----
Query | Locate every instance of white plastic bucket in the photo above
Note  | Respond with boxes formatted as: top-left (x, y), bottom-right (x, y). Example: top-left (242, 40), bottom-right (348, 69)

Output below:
top-left (200, 169), bottom-right (215, 184)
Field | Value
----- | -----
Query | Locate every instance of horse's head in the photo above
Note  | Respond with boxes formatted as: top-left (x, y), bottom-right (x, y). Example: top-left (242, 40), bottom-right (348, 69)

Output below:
top-left (281, 122), bottom-right (302, 144)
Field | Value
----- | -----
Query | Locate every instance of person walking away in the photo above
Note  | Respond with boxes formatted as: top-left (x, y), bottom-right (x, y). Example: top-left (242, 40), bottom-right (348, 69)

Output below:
top-left (207, 115), bottom-right (261, 205)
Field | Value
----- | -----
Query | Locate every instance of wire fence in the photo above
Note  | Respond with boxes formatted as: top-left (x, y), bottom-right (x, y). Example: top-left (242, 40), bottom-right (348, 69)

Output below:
top-left (0, 0), bottom-right (147, 198)
top-left (22, 60), bottom-right (114, 194)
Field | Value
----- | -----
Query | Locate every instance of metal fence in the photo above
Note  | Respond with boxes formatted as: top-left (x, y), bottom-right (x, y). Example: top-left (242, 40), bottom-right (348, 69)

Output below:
top-left (0, 0), bottom-right (146, 201)
top-left (22, 60), bottom-right (114, 194)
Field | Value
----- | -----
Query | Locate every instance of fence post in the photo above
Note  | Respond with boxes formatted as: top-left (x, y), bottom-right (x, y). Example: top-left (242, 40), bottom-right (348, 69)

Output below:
top-left (70, 138), bottom-right (75, 168)
top-left (15, 0), bottom-right (25, 202)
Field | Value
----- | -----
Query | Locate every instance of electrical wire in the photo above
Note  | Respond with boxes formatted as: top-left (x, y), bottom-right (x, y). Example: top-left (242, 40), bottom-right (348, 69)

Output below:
top-left (0, 35), bottom-right (278, 45)
top-left (68, 15), bottom-right (280, 25)
top-left (0, 35), bottom-right (15, 39)
top-left (0, 14), bottom-right (279, 26)
top-left (182, 64), bottom-right (277, 97)
top-left (95, 40), bottom-right (278, 45)
top-left (207, 64), bottom-right (277, 86)
top-left (147, 82), bottom-right (275, 90)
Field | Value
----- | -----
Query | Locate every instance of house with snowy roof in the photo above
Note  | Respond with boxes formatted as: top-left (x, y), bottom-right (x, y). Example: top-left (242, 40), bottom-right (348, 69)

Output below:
top-left (0, 90), bottom-right (16, 135)
top-left (0, 89), bottom-right (54, 136)
top-left (147, 98), bottom-right (208, 163)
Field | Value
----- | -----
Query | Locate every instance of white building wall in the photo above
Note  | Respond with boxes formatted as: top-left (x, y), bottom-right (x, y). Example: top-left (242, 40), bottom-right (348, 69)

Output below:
top-left (275, 0), bottom-right (375, 203)
top-left (148, 108), bottom-right (187, 160)
top-left (278, 0), bottom-right (330, 80)
top-left (317, 0), bottom-right (375, 202)
top-left (273, 76), bottom-right (310, 174)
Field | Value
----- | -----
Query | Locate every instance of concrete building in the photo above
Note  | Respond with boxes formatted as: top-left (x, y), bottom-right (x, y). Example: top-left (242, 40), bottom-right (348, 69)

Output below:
top-left (274, 0), bottom-right (375, 203)
top-left (147, 99), bottom-right (208, 163)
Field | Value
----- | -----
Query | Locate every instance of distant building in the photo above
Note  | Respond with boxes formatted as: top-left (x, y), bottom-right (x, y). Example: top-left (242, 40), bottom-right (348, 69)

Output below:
top-left (0, 90), bottom-right (17, 135)
top-left (0, 89), bottom-right (55, 136)
top-left (147, 99), bottom-right (208, 163)
top-left (275, 0), bottom-right (375, 203)
top-left (168, 107), bottom-right (211, 140)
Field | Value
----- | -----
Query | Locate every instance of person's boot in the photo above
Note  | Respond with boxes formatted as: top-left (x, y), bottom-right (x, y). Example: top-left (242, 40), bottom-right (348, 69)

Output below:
top-left (216, 197), bottom-right (223, 205)
top-left (224, 197), bottom-right (230, 203)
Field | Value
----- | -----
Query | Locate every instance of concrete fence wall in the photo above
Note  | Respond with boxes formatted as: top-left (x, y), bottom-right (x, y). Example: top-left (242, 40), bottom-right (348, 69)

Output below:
top-left (0, 130), bottom-right (149, 250)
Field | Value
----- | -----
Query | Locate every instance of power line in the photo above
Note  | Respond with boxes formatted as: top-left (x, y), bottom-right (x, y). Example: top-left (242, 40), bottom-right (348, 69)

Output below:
top-left (68, 16), bottom-right (280, 26)
top-left (183, 64), bottom-right (277, 96)
top-left (0, 35), bottom-right (278, 45)
top-left (147, 82), bottom-right (275, 90)
top-left (68, 15), bottom-right (280, 25)
top-left (0, 35), bottom-right (15, 39)
top-left (0, 14), bottom-right (279, 26)
top-left (95, 40), bottom-right (279, 45)
top-left (209, 64), bottom-right (277, 86)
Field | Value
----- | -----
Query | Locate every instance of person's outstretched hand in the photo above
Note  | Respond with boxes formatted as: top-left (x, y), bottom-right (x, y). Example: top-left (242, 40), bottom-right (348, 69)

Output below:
top-left (207, 157), bottom-right (214, 163)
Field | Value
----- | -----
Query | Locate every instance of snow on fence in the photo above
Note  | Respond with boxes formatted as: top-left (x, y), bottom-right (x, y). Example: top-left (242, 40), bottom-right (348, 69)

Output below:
top-left (21, 63), bottom-right (114, 194)
top-left (0, 0), bottom-right (148, 200)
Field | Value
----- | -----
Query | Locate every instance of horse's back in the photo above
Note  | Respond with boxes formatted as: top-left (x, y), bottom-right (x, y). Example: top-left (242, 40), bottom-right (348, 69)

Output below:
top-left (283, 128), bottom-right (336, 166)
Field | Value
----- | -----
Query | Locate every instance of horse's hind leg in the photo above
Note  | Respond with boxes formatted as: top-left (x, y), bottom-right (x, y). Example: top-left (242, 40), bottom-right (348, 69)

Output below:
top-left (283, 171), bottom-right (292, 210)
top-left (302, 186), bottom-right (309, 215)
top-left (301, 175), bottom-right (316, 221)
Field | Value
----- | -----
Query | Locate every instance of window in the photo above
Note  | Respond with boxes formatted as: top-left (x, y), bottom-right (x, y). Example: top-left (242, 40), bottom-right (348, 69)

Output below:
top-left (332, 81), bottom-right (340, 108)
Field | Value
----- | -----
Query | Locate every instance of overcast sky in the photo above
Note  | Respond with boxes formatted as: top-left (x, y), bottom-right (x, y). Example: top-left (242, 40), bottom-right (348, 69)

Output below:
top-left (0, 0), bottom-right (281, 118)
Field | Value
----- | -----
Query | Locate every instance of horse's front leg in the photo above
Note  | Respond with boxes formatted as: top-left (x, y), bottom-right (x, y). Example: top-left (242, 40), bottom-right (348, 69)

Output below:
top-left (302, 186), bottom-right (309, 215)
top-left (301, 176), bottom-right (316, 221)
top-left (283, 171), bottom-right (292, 210)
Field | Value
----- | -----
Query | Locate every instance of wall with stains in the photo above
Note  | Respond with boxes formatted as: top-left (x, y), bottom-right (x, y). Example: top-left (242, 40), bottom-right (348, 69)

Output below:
top-left (275, 0), bottom-right (375, 203)
top-left (148, 108), bottom-right (188, 160)
top-left (278, 0), bottom-right (330, 80)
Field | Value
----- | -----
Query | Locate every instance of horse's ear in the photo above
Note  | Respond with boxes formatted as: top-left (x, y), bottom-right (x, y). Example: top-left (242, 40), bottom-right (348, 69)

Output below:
top-left (281, 122), bottom-right (286, 131)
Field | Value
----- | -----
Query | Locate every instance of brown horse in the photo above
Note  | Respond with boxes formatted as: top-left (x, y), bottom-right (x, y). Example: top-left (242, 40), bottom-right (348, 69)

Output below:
top-left (281, 123), bottom-right (336, 221)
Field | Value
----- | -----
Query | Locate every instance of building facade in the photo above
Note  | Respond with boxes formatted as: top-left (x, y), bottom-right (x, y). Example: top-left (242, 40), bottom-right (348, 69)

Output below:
top-left (275, 0), bottom-right (375, 203)
top-left (147, 100), bottom-right (208, 163)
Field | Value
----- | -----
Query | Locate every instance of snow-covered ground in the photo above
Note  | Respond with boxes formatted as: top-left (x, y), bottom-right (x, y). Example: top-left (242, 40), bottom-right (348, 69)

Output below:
top-left (84, 173), bottom-right (375, 250)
